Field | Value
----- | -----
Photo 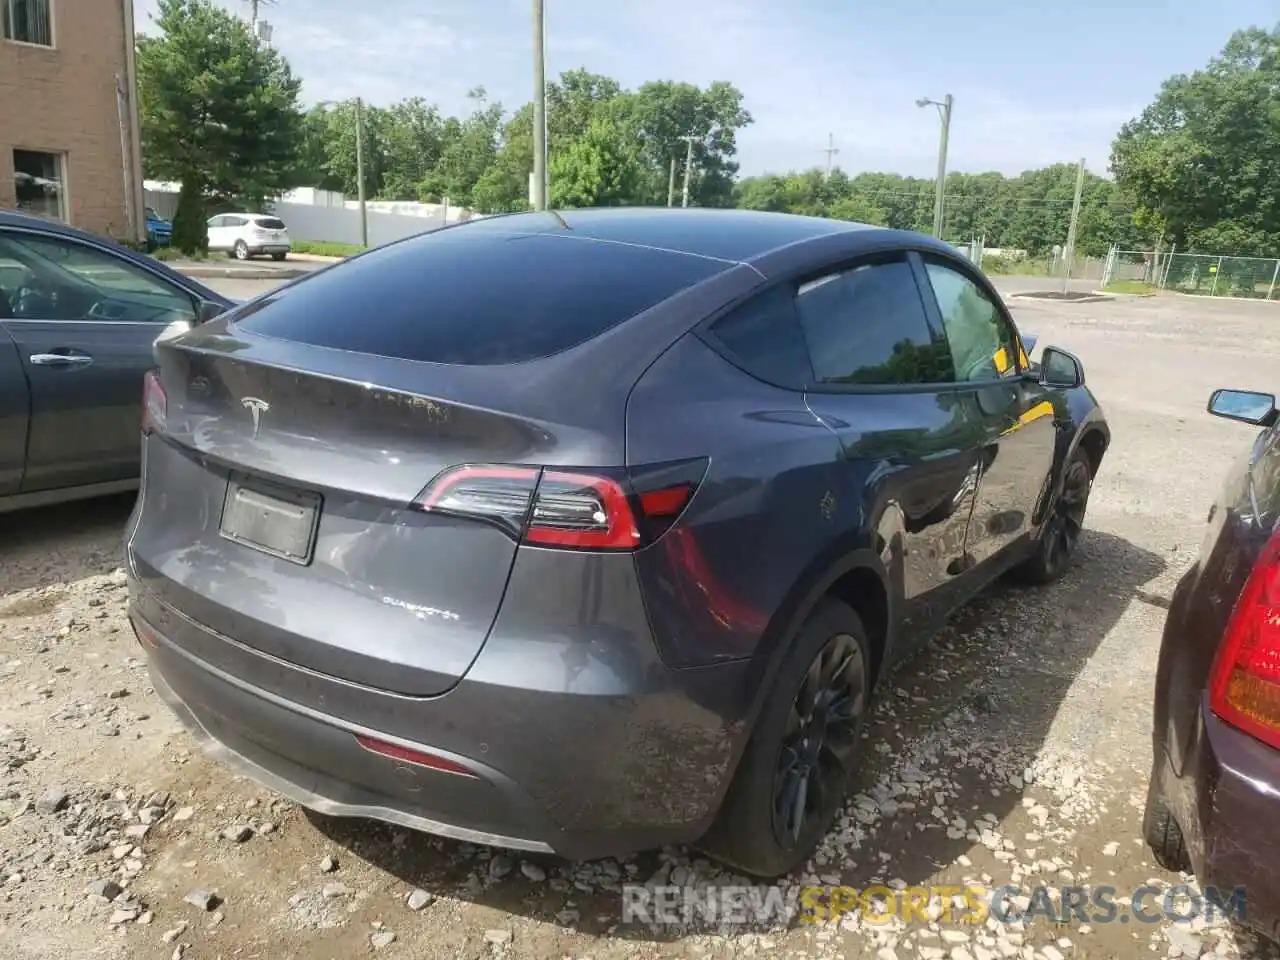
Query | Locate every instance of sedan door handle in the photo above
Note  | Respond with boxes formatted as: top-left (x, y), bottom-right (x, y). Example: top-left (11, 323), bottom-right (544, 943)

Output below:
top-left (30, 353), bottom-right (94, 368)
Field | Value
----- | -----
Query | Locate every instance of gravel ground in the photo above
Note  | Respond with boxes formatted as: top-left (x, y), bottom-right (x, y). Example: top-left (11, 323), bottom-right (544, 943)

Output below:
top-left (3, 286), bottom-right (1280, 959)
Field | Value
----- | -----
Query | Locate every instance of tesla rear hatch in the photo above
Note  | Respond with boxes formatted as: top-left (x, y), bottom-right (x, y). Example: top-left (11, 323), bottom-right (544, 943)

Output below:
top-left (128, 224), bottom-right (726, 697)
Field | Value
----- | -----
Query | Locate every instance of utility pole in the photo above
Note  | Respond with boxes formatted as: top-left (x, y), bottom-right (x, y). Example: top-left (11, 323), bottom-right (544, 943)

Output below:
top-left (355, 97), bottom-right (368, 248)
top-left (1062, 157), bottom-right (1086, 293)
top-left (667, 155), bottom-right (677, 207)
top-left (679, 135), bottom-right (697, 208)
top-left (823, 133), bottom-right (839, 179)
top-left (531, 0), bottom-right (547, 211)
top-left (916, 94), bottom-right (953, 238)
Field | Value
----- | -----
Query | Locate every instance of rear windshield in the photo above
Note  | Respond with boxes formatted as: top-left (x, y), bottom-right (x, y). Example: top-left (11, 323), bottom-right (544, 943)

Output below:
top-left (234, 228), bottom-right (727, 365)
top-left (255, 217), bottom-right (287, 230)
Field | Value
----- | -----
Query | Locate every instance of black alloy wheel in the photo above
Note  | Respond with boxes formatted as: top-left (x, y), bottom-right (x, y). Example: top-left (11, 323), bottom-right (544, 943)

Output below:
top-left (771, 632), bottom-right (868, 849)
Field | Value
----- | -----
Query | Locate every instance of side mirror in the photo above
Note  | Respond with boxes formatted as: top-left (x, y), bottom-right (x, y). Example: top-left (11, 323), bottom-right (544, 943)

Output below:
top-left (1208, 389), bottom-right (1278, 427)
top-left (1039, 346), bottom-right (1085, 389)
top-left (196, 299), bottom-right (226, 324)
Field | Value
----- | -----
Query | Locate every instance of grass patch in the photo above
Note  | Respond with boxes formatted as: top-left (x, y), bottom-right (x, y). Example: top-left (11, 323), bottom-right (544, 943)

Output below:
top-left (1103, 280), bottom-right (1157, 296)
top-left (151, 247), bottom-right (207, 262)
top-left (981, 255), bottom-right (1053, 277)
top-left (291, 240), bottom-right (364, 258)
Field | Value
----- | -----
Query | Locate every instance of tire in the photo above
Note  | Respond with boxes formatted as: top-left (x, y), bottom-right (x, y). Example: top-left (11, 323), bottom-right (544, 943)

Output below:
top-left (1143, 775), bottom-right (1190, 872)
top-left (271, 252), bottom-right (287, 262)
top-left (700, 598), bottom-right (872, 878)
top-left (1014, 447), bottom-right (1093, 585)
top-left (233, 240), bottom-right (251, 261)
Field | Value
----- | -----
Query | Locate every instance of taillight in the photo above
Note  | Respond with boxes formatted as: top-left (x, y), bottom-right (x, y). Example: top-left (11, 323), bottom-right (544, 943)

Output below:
top-left (142, 370), bottom-right (167, 435)
top-left (412, 460), bottom-right (705, 551)
top-left (1209, 529), bottom-right (1280, 750)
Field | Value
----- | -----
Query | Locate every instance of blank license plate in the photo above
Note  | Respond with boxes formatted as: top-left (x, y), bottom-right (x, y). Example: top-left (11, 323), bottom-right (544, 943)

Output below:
top-left (220, 478), bottom-right (320, 563)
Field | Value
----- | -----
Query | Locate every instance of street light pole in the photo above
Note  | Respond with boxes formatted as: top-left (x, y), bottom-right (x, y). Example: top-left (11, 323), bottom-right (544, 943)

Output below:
top-left (355, 97), bottom-right (368, 248)
top-left (679, 135), bottom-right (697, 208)
top-left (531, 0), bottom-right (547, 211)
top-left (918, 93), bottom-right (953, 238)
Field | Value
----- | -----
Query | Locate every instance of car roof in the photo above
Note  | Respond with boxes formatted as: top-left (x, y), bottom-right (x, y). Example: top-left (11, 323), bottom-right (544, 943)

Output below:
top-left (451, 207), bottom-right (952, 268)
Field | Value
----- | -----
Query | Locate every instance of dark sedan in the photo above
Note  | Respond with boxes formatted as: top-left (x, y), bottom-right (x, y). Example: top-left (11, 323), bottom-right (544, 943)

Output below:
top-left (0, 211), bottom-right (231, 512)
top-left (1147, 387), bottom-right (1280, 938)
top-left (126, 208), bottom-right (1109, 877)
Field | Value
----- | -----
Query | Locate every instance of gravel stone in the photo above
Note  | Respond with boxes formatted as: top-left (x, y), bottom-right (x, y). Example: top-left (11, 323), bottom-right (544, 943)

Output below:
top-left (406, 889), bottom-right (432, 910)
top-left (371, 931), bottom-right (396, 949)
top-left (85, 879), bottom-right (123, 901)
top-left (520, 861), bottom-right (547, 882)
top-left (35, 786), bottom-right (69, 815)
top-left (221, 824), bottom-right (253, 843)
top-left (487, 854), bottom-right (514, 880)
top-left (183, 889), bottom-right (220, 912)
top-left (319, 856), bottom-right (337, 873)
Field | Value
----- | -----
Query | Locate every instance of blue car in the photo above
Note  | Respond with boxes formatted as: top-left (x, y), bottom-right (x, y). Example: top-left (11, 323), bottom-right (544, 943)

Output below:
top-left (145, 207), bottom-right (172, 251)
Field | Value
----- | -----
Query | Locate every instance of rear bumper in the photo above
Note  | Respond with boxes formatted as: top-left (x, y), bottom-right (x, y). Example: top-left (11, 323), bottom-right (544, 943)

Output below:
top-left (1156, 695), bottom-right (1280, 939)
top-left (138, 614), bottom-right (555, 852)
top-left (129, 573), bottom-right (753, 861)
top-left (247, 241), bottom-right (290, 253)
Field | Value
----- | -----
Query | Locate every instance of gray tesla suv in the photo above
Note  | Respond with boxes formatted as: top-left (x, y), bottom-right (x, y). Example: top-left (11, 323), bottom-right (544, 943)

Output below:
top-left (126, 208), bottom-right (1108, 877)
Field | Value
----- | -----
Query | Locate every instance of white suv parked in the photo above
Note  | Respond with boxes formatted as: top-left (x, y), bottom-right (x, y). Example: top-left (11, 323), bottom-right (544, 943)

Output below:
top-left (206, 213), bottom-right (291, 261)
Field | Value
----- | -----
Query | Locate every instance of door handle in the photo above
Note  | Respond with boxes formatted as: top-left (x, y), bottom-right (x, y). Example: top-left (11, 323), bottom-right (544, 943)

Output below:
top-left (30, 353), bottom-right (93, 368)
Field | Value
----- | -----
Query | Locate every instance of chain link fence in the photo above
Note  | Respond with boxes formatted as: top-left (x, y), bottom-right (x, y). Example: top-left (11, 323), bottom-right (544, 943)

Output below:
top-left (1102, 248), bottom-right (1280, 300)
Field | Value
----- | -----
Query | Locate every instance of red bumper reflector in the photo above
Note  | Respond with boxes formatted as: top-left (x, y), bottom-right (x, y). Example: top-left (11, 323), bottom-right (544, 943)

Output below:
top-left (354, 735), bottom-right (477, 778)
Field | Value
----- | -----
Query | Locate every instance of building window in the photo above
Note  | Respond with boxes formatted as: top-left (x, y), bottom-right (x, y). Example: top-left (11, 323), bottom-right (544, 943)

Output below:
top-left (3, 0), bottom-right (52, 46)
top-left (13, 150), bottom-right (66, 221)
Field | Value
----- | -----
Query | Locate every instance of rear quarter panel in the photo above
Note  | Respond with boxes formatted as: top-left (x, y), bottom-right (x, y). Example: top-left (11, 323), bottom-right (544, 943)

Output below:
top-left (625, 332), bottom-right (852, 672)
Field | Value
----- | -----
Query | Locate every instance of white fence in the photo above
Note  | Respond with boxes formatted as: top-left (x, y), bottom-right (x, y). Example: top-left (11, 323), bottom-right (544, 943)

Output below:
top-left (142, 185), bottom-right (483, 248)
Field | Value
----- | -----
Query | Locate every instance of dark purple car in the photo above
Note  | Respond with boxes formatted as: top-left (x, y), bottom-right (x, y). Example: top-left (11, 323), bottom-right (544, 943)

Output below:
top-left (1147, 387), bottom-right (1280, 937)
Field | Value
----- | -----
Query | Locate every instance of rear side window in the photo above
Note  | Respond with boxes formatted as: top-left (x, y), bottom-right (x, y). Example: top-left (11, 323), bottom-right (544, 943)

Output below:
top-left (255, 218), bottom-right (287, 230)
top-left (795, 258), bottom-right (955, 386)
top-left (707, 285), bottom-right (812, 388)
top-left (235, 230), bottom-right (725, 365)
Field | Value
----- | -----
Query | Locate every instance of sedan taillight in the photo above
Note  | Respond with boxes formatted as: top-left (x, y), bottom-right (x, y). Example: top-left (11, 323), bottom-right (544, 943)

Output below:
top-left (1210, 528), bottom-right (1280, 749)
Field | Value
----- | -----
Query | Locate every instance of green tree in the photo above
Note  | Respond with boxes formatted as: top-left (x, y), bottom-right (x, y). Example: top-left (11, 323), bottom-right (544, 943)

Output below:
top-left (550, 116), bottom-right (641, 208)
top-left (418, 89), bottom-right (504, 207)
top-left (615, 80), bottom-right (752, 207)
top-left (1111, 25), bottom-right (1280, 256)
top-left (136, 0), bottom-right (304, 253)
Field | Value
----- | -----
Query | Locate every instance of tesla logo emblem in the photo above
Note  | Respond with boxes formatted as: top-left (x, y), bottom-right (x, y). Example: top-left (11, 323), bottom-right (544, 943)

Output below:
top-left (241, 397), bottom-right (270, 438)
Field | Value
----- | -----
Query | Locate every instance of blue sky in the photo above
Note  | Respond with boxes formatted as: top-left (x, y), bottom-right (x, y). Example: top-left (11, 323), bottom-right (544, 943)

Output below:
top-left (133, 0), bottom-right (1278, 179)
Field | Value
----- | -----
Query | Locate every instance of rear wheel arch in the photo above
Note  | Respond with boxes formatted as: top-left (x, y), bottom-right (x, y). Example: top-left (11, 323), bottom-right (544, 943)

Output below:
top-left (742, 545), bottom-right (894, 729)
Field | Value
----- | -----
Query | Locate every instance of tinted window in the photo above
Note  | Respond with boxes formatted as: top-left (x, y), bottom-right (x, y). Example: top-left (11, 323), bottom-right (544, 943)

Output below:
top-left (795, 259), bottom-right (955, 386)
top-left (0, 231), bottom-right (195, 323)
top-left (207, 216), bottom-right (224, 228)
top-left (235, 231), bottom-right (726, 365)
top-left (256, 218), bottom-right (287, 230)
top-left (924, 261), bottom-right (1017, 382)
top-left (708, 285), bottom-right (811, 387)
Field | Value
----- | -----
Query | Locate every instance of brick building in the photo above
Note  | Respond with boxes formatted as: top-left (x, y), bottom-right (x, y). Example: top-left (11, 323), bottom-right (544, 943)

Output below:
top-left (0, 0), bottom-right (145, 242)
